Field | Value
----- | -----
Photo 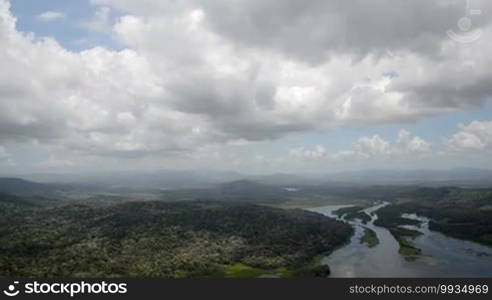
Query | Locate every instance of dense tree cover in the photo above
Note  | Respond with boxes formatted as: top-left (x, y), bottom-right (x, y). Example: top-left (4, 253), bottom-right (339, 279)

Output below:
top-left (0, 201), bottom-right (352, 278)
top-left (376, 187), bottom-right (492, 246)
top-left (0, 192), bottom-right (60, 212)
top-left (333, 206), bottom-right (372, 224)
top-left (0, 193), bottom-right (30, 209)
top-left (374, 205), bottom-right (422, 229)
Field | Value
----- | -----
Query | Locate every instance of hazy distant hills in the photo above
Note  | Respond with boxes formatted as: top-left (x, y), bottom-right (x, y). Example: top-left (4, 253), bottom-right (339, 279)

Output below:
top-left (246, 169), bottom-right (492, 187)
top-left (17, 170), bottom-right (244, 190)
top-left (1, 168), bottom-right (492, 197)
top-left (220, 180), bottom-right (279, 194)
top-left (322, 168), bottom-right (492, 186)
top-left (246, 173), bottom-right (326, 186)
top-left (0, 178), bottom-right (56, 194)
top-left (218, 180), bottom-right (288, 202)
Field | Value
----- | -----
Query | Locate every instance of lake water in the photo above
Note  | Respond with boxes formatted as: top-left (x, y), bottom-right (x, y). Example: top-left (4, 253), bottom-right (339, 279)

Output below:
top-left (309, 204), bottom-right (492, 277)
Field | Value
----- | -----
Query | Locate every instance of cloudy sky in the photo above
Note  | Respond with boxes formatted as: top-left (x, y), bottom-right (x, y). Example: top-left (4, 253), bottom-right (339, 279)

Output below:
top-left (1, 0), bottom-right (492, 175)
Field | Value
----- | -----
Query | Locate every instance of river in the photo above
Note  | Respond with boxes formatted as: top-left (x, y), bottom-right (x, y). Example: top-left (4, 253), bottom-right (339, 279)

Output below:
top-left (309, 204), bottom-right (492, 277)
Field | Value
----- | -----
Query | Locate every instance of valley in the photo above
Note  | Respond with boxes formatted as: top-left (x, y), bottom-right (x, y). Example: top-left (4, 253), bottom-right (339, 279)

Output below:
top-left (1, 176), bottom-right (492, 278)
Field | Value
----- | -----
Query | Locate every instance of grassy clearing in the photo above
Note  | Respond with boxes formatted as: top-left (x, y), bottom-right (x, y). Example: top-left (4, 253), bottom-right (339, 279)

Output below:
top-left (225, 264), bottom-right (293, 278)
top-left (224, 255), bottom-right (327, 278)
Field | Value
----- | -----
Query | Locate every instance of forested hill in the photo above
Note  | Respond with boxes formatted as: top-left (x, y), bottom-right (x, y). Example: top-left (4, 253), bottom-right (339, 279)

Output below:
top-left (0, 201), bottom-right (352, 278)
top-left (0, 178), bottom-right (54, 194)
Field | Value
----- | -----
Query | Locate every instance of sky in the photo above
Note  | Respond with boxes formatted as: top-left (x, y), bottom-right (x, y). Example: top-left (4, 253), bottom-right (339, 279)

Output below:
top-left (1, 0), bottom-right (492, 175)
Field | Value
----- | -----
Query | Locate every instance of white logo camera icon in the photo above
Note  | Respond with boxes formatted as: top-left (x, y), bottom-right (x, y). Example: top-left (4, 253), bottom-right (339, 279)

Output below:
top-left (447, 0), bottom-right (482, 43)
top-left (3, 281), bottom-right (20, 297)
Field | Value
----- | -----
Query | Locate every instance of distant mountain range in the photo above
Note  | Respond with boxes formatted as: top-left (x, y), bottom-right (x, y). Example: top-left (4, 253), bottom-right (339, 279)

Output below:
top-left (1, 168), bottom-right (492, 196)
top-left (218, 180), bottom-right (287, 201)
top-left (322, 168), bottom-right (492, 186)
top-left (14, 170), bottom-right (245, 190)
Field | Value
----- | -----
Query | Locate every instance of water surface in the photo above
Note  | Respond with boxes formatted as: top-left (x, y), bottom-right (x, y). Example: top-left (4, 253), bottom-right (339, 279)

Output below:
top-left (309, 204), bottom-right (492, 277)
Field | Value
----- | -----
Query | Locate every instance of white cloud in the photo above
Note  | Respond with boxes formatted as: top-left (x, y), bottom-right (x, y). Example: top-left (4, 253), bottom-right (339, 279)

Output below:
top-left (447, 121), bottom-right (492, 152)
top-left (80, 6), bottom-right (112, 33)
top-left (288, 145), bottom-right (327, 160)
top-left (356, 135), bottom-right (391, 157)
top-left (1, 0), bottom-right (492, 172)
top-left (397, 130), bottom-right (431, 153)
top-left (286, 130), bottom-right (432, 168)
top-left (0, 1), bottom-right (207, 159)
top-left (36, 11), bottom-right (66, 22)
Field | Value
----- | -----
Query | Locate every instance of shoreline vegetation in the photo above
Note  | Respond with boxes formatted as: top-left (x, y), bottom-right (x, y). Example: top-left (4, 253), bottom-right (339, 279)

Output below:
top-left (322, 203), bottom-right (425, 260)
top-left (373, 206), bottom-right (425, 261)
top-left (379, 188), bottom-right (492, 247)
top-left (372, 187), bottom-right (492, 259)
top-left (389, 228), bottom-right (423, 261)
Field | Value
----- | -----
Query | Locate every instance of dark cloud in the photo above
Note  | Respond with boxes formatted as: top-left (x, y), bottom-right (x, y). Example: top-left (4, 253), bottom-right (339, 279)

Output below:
top-left (198, 0), bottom-right (490, 63)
